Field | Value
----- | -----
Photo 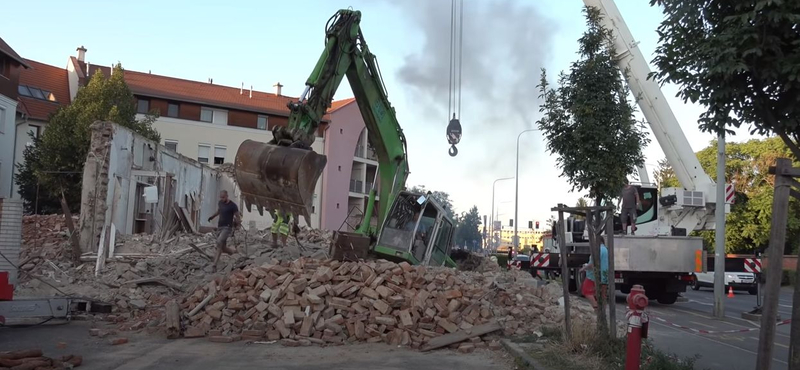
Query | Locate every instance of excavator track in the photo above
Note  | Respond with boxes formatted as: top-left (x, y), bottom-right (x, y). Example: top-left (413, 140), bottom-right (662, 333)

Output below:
top-left (234, 140), bottom-right (327, 225)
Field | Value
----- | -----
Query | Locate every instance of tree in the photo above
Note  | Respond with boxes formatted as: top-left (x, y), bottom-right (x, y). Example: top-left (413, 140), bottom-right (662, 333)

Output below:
top-left (408, 185), bottom-right (455, 220)
top-left (653, 158), bottom-right (680, 191)
top-left (574, 198), bottom-right (589, 220)
top-left (649, 0), bottom-right (800, 160)
top-left (16, 63), bottom-right (159, 213)
top-left (537, 6), bottom-right (650, 336)
top-left (537, 8), bottom-right (649, 208)
top-left (455, 206), bottom-right (482, 250)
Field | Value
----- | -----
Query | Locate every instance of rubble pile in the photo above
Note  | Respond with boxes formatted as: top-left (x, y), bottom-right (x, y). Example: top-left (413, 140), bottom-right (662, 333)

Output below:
top-left (0, 349), bottom-right (82, 369)
top-left (449, 250), bottom-right (500, 272)
top-left (17, 215), bottom-right (76, 272)
top-left (176, 257), bottom-right (595, 349)
top-left (15, 223), bottom-right (334, 325)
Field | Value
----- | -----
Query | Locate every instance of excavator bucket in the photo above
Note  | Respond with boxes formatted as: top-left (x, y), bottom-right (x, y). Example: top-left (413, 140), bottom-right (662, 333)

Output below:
top-left (234, 140), bottom-right (327, 225)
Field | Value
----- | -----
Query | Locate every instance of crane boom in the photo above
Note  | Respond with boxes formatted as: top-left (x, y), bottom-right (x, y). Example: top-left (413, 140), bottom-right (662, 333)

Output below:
top-left (582, 0), bottom-right (715, 195)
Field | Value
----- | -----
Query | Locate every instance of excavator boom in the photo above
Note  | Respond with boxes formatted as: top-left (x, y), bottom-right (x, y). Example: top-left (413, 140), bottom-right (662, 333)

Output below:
top-left (234, 10), bottom-right (408, 230)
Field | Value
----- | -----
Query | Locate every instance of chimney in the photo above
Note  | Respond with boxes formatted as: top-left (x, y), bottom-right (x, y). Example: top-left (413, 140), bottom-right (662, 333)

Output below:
top-left (240, 82), bottom-right (243, 95)
top-left (249, 85), bottom-right (253, 99)
top-left (86, 62), bottom-right (90, 76)
top-left (208, 78), bottom-right (213, 84)
top-left (76, 46), bottom-right (87, 62)
top-left (274, 82), bottom-right (284, 96)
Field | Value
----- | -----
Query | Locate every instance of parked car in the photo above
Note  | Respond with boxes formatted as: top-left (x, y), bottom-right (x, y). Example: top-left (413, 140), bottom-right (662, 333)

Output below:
top-left (692, 271), bottom-right (757, 295)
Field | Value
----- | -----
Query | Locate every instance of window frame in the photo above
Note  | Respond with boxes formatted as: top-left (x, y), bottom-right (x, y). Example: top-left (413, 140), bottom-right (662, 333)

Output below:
top-left (257, 115), bottom-right (268, 130)
top-left (200, 107), bottom-right (213, 123)
top-left (197, 144), bottom-right (211, 164)
top-left (213, 146), bottom-right (227, 165)
top-left (167, 103), bottom-right (179, 118)
top-left (164, 140), bottom-right (178, 152)
top-left (137, 99), bottom-right (150, 114)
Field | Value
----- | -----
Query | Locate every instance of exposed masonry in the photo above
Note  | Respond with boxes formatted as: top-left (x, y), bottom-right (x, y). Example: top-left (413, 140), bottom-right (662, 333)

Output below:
top-left (78, 121), bottom-right (113, 253)
top-left (0, 198), bottom-right (23, 284)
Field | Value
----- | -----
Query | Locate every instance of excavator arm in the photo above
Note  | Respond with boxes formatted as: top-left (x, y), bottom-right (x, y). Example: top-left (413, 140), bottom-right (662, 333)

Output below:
top-left (235, 10), bottom-right (408, 230)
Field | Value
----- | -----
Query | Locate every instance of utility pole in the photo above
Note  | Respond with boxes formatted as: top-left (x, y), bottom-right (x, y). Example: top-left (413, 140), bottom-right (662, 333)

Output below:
top-left (492, 177), bottom-right (513, 250)
top-left (514, 129), bottom-right (537, 253)
top-left (713, 133), bottom-right (726, 318)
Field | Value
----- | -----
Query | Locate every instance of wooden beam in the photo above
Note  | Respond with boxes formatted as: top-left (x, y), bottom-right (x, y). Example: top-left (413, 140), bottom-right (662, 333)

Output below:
top-left (420, 321), bottom-right (501, 351)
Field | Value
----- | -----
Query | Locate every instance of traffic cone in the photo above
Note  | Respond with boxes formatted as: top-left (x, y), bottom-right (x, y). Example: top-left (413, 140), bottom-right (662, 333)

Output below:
top-left (727, 286), bottom-right (735, 298)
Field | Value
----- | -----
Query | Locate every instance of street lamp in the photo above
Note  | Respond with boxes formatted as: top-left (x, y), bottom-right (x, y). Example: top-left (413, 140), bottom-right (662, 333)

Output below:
top-left (491, 177), bottom-right (514, 250)
top-left (514, 129), bottom-right (538, 252)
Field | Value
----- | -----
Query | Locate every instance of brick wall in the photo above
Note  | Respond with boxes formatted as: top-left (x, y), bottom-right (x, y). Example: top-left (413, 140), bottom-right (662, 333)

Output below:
top-left (0, 198), bottom-right (23, 284)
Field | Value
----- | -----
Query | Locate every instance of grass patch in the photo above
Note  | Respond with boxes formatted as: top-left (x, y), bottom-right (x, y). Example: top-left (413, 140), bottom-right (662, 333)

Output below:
top-left (526, 325), bottom-right (705, 370)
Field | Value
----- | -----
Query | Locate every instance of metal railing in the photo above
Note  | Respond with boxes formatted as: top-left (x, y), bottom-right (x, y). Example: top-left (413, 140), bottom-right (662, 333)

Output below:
top-left (349, 179), bottom-right (364, 193)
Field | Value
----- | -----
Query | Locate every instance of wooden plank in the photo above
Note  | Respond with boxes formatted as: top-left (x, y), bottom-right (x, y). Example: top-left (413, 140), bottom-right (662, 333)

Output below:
top-left (165, 299), bottom-right (181, 339)
top-left (180, 207), bottom-right (199, 234)
top-left (187, 243), bottom-right (213, 261)
top-left (420, 321), bottom-right (501, 352)
top-left (108, 224), bottom-right (117, 258)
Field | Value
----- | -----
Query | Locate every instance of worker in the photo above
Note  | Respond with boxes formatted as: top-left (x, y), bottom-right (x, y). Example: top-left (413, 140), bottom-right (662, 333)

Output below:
top-left (580, 236), bottom-right (609, 310)
top-left (207, 190), bottom-right (240, 272)
top-left (619, 179), bottom-right (640, 235)
top-left (271, 210), bottom-right (293, 247)
top-left (507, 247), bottom-right (513, 270)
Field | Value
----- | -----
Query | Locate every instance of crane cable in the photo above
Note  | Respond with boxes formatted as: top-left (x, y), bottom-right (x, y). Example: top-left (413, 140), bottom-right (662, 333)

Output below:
top-left (446, 0), bottom-right (464, 157)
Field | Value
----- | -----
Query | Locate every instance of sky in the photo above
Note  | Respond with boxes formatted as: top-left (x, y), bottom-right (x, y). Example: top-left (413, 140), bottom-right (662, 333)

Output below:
top-left (2, 0), bottom-right (762, 229)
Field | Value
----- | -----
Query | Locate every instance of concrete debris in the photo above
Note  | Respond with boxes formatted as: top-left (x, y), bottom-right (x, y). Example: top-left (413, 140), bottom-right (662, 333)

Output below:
top-left (175, 258), bottom-right (596, 349)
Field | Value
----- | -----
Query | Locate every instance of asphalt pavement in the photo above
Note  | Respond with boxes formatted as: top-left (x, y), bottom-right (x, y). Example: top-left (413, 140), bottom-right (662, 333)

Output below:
top-left (608, 286), bottom-right (794, 370)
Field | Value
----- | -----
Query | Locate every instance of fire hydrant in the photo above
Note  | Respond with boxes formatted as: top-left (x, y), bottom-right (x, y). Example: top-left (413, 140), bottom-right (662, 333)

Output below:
top-left (625, 284), bottom-right (649, 370)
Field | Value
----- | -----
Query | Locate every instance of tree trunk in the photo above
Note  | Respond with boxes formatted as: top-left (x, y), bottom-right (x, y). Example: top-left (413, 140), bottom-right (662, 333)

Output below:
top-left (587, 199), bottom-right (608, 337)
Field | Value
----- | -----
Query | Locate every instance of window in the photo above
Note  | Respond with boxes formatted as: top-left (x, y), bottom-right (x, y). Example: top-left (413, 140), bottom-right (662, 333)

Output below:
top-left (200, 107), bottom-right (213, 122)
top-left (18, 85), bottom-right (30, 96)
top-left (167, 103), bottom-right (179, 118)
top-left (198, 144), bottom-right (210, 163)
top-left (137, 99), bottom-right (150, 114)
top-left (26, 125), bottom-right (41, 146)
top-left (29, 87), bottom-right (45, 100)
top-left (164, 140), bottom-right (178, 151)
top-left (214, 146), bottom-right (227, 165)
top-left (257, 115), bottom-right (268, 130)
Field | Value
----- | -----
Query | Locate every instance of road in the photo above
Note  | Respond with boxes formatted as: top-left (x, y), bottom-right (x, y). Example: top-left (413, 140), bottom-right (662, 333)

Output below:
top-left (609, 286), bottom-right (794, 370)
top-left (0, 321), bottom-right (514, 370)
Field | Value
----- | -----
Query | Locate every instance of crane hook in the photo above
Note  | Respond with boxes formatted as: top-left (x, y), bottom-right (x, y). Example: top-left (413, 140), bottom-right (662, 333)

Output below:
top-left (449, 145), bottom-right (458, 157)
top-left (447, 114), bottom-right (462, 157)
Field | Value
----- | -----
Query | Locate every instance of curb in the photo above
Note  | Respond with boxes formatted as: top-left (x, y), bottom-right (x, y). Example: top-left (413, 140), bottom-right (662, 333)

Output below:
top-left (741, 311), bottom-right (781, 322)
top-left (500, 339), bottom-right (553, 370)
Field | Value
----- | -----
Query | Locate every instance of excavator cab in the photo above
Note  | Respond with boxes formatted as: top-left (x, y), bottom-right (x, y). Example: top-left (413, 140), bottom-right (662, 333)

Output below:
top-left (374, 191), bottom-right (456, 267)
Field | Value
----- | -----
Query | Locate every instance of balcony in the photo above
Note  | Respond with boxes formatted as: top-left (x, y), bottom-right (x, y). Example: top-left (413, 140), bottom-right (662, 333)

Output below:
top-left (349, 179), bottom-right (364, 193)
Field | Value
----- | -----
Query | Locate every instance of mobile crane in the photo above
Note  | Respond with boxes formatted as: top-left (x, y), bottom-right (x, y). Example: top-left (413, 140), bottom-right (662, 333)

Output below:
top-left (234, 9), bottom-right (457, 267)
top-left (532, 0), bottom-right (744, 304)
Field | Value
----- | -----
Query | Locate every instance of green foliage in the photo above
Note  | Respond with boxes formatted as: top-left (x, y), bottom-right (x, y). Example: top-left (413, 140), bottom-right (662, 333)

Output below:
top-left (654, 158), bottom-right (680, 191)
top-left (408, 185), bottom-right (455, 220)
top-left (15, 63), bottom-right (160, 213)
top-left (574, 198), bottom-right (588, 220)
top-left (650, 0), bottom-right (800, 159)
top-left (781, 269), bottom-right (797, 286)
top-left (454, 206), bottom-right (482, 249)
top-left (537, 7), bottom-right (650, 206)
top-left (659, 137), bottom-right (800, 254)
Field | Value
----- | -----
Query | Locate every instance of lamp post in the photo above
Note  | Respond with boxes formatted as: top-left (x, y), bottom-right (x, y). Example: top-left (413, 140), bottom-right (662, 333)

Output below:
top-left (514, 129), bottom-right (538, 252)
top-left (491, 177), bottom-right (514, 251)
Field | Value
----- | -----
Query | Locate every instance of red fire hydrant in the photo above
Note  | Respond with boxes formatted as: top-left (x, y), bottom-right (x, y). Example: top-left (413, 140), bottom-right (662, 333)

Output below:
top-left (625, 284), bottom-right (649, 370)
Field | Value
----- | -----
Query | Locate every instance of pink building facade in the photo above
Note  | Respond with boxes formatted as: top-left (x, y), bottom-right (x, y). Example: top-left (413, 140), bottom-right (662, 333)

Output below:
top-left (320, 99), bottom-right (380, 232)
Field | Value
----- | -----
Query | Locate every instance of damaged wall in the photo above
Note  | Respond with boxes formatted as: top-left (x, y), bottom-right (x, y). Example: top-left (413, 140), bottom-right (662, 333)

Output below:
top-left (79, 121), bottom-right (222, 254)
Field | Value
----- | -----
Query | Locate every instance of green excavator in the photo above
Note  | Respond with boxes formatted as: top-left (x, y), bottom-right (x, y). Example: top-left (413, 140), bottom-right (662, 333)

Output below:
top-left (234, 9), bottom-right (457, 267)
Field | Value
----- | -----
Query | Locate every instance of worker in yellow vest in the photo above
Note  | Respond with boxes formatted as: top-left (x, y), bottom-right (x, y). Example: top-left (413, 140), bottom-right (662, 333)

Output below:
top-left (271, 209), bottom-right (293, 247)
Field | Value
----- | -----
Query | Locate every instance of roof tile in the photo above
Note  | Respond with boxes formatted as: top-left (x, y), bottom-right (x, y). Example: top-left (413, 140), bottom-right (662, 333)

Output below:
top-left (17, 59), bottom-right (69, 120)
